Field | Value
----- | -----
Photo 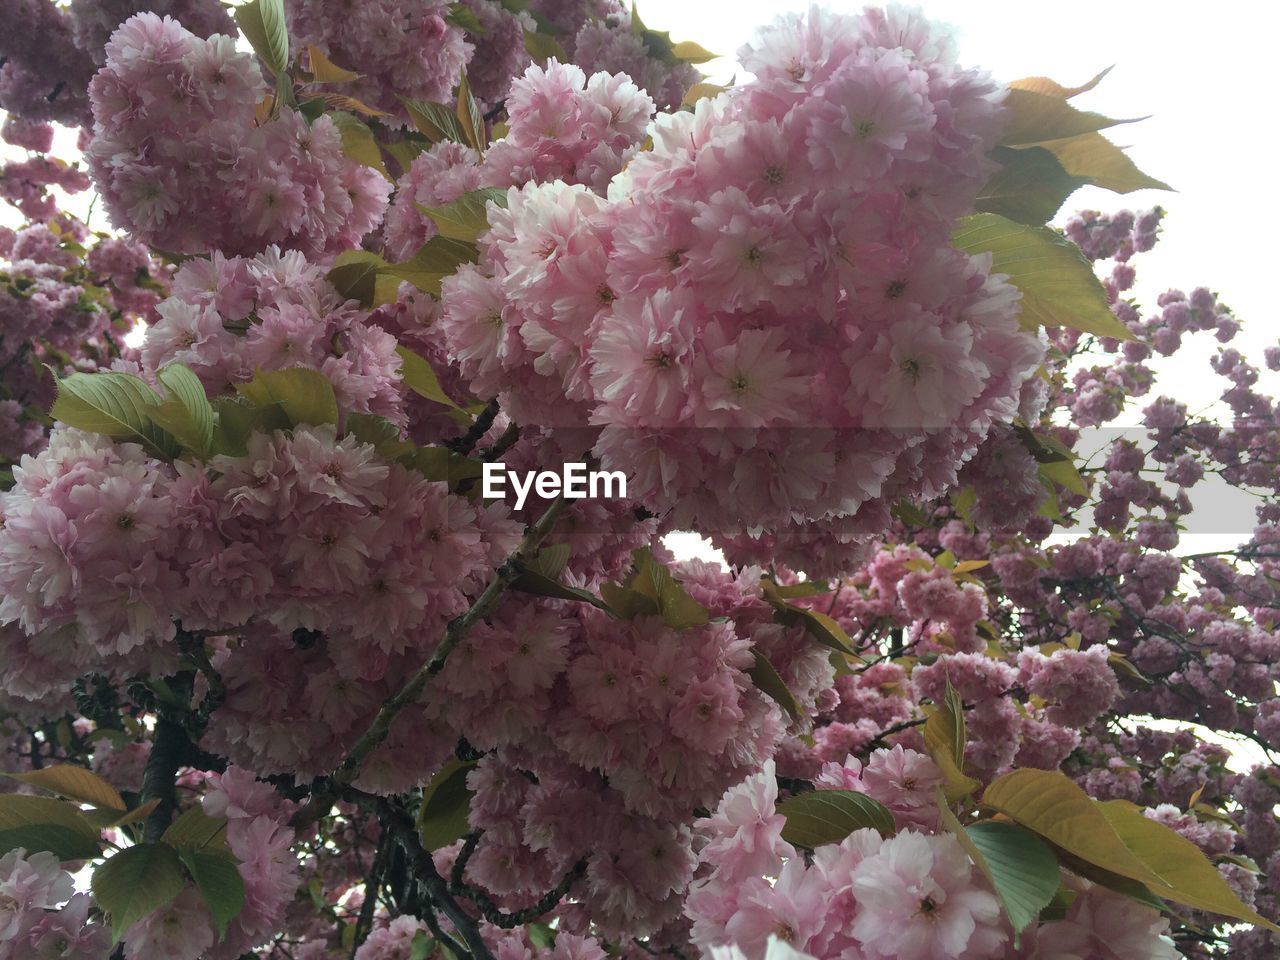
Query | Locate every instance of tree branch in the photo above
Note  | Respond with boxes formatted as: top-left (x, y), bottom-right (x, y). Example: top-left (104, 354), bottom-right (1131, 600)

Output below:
top-left (293, 495), bottom-right (572, 829)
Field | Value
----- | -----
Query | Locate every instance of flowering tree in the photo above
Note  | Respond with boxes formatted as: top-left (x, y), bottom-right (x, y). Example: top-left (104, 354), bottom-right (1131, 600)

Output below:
top-left (1, 2), bottom-right (1278, 959)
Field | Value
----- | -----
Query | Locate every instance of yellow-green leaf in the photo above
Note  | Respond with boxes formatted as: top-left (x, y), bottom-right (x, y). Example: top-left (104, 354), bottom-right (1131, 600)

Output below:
top-left (417, 188), bottom-right (508, 243)
top-left (975, 146), bottom-right (1088, 225)
top-left (235, 368), bottom-right (339, 427)
top-left (455, 71), bottom-right (486, 153)
top-left (396, 346), bottom-right (462, 411)
top-left (418, 759), bottom-right (476, 851)
top-left (982, 770), bottom-right (1167, 889)
top-left (92, 842), bottom-right (187, 942)
top-left (923, 680), bottom-right (981, 802)
top-left (1039, 458), bottom-right (1087, 497)
top-left (327, 249), bottom-right (388, 307)
top-left (398, 97), bottom-right (469, 144)
top-left (50, 370), bottom-right (176, 459)
top-left (1000, 88), bottom-right (1140, 147)
top-left (380, 236), bottom-right (479, 296)
top-left (1034, 132), bottom-right (1172, 194)
top-left (1008, 67), bottom-right (1114, 100)
top-left (777, 789), bottom-right (896, 847)
top-left (524, 29), bottom-right (568, 62)
top-left (211, 397), bottom-right (290, 457)
top-left (628, 548), bottom-right (710, 629)
top-left (1098, 800), bottom-right (1280, 931)
top-left (306, 45), bottom-right (359, 83)
top-left (952, 213), bottom-right (1133, 340)
top-left (671, 40), bottom-right (718, 63)
top-left (234, 0), bottom-right (289, 77)
top-left (328, 112), bottom-right (390, 181)
top-left (761, 579), bottom-right (858, 657)
top-left (8, 764), bottom-right (125, 812)
top-left (152, 364), bottom-right (215, 458)
top-left (161, 807), bottom-right (229, 852)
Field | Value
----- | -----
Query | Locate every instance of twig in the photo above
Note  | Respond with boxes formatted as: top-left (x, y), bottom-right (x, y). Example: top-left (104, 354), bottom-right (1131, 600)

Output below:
top-left (293, 495), bottom-right (572, 829)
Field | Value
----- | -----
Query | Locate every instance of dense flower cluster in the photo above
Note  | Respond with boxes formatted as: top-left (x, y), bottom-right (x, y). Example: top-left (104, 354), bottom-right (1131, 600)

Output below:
top-left (141, 247), bottom-right (406, 422)
top-left (0, 0), bottom-right (1276, 957)
top-left (86, 14), bottom-right (390, 257)
top-left (287, 0), bottom-right (472, 123)
top-left (441, 5), bottom-right (1042, 538)
top-left (383, 59), bottom-right (655, 261)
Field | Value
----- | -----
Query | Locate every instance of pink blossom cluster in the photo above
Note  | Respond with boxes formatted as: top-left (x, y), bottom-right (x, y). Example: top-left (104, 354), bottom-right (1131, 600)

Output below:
top-left (1, 209), bottom-right (168, 464)
top-left (686, 762), bottom-right (1182, 960)
top-left (86, 14), bottom-right (390, 257)
top-left (286, 0), bottom-right (472, 123)
top-left (383, 60), bottom-right (656, 261)
top-left (0, 423), bottom-right (521, 726)
top-left (440, 5), bottom-right (1043, 538)
top-left (67, 0), bottom-right (235, 65)
top-left (456, 0), bottom-right (536, 107)
top-left (141, 247), bottom-right (406, 424)
top-left (0, 0), bottom-right (95, 125)
top-left (0, 847), bottom-right (109, 960)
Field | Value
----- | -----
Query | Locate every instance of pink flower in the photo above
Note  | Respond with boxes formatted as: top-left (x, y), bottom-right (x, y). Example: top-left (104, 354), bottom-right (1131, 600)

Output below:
top-left (850, 831), bottom-right (1005, 960)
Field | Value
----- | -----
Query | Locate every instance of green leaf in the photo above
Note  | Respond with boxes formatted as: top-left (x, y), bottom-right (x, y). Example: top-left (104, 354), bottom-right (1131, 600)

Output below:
top-left (1039, 458), bottom-right (1087, 497)
top-left (329, 112), bottom-right (391, 181)
top-left (952, 213), bottom-right (1133, 340)
top-left (418, 759), bottom-right (476, 851)
top-left (398, 97), bottom-right (469, 145)
top-left (305, 45), bottom-right (359, 83)
top-left (965, 822), bottom-right (1061, 937)
top-left (345, 413), bottom-right (411, 458)
top-left (624, 549), bottom-right (710, 629)
top-left (455, 71), bottom-right (486, 153)
top-left (7, 764), bottom-right (125, 812)
top-left (398, 446), bottom-right (485, 485)
top-left (50, 370), bottom-right (176, 459)
top-left (529, 542), bottom-right (571, 579)
top-left (180, 849), bottom-right (246, 941)
top-left (1008, 67), bottom-right (1114, 100)
top-left (524, 29), bottom-right (568, 62)
top-left (923, 679), bottom-right (981, 803)
top-left (747, 648), bottom-right (802, 721)
top-left (0, 824), bottom-right (103, 860)
top-left (1033, 132), bottom-right (1172, 194)
top-left (411, 931), bottom-right (438, 960)
top-left (211, 397), bottom-right (290, 457)
top-left (161, 807), bottom-right (230, 852)
top-left (1097, 800), bottom-right (1280, 932)
top-left (446, 3), bottom-right (487, 33)
top-left (512, 568), bottom-right (612, 609)
top-left (981, 770), bottom-right (1167, 889)
top-left (999, 88), bottom-right (1140, 147)
top-left (92, 842), bottom-right (187, 942)
top-left (0, 793), bottom-right (106, 842)
top-left (234, 0), bottom-right (290, 77)
top-left (975, 146), bottom-right (1088, 225)
top-left (384, 137), bottom-right (428, 172)
top-left (760, 578), bottom-right (858, 657)
top-left (417, 188), bottom-right (508, 243)
top-left (151, 364), bottom-right (215, 458)
top-left (527, 922), bottom-right (556, 951)
top-left (671, 39), bottom-right (717, 63)
top-left (328, 249), bottom-right (388, 307)
top-left (777, 789), bottom-right (896, 848)
top-left (381, 236), bottom-right (479, 296)
top-left (396, 346), bottom-right (463, 410)
top-left (236, 368), bottom-right (339, 428)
